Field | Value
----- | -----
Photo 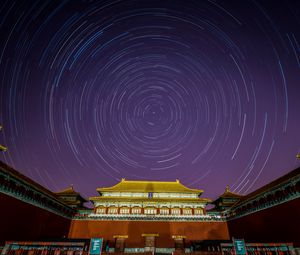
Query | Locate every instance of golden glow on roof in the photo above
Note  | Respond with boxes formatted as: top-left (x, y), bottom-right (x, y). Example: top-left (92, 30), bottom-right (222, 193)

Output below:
top-left (97, 179), bottom-right (203, 194)
top-left (55, 185), bottom-right (77, 194)
top-left (220, 186), bottom-right (242, 198)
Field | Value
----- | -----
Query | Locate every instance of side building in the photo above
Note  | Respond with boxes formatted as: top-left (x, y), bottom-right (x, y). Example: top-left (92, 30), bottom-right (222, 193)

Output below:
top-left (0, 161), bottom-right (74, 245)
top-left (226, 166), bottom-right (300, 246)
top-left (55, 185), bottom-right (88, 210)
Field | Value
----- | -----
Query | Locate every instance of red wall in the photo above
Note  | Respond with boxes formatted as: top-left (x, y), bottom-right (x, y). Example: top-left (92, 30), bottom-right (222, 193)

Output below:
top-left (227, 197), bottom-right (300, 246)
top-left (0, 192), bottom-right (71, 245)
top-left (69, 220), bottom-right (230, 247)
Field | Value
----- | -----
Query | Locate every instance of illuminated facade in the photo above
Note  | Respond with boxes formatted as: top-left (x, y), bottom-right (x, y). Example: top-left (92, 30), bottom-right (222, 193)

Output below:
top-left (89, 178), bottom-right (210, 218)
top-left (69, 179), bottom-right (229, 251)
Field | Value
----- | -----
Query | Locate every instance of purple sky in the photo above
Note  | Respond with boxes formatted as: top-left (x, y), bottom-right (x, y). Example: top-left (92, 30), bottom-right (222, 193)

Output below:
top-left (0, 0), bottom-right (300, 201)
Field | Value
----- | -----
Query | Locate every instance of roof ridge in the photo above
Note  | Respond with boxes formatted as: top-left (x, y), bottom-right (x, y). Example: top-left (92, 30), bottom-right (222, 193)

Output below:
top-left (55, 185), bottom-right (78, 194)
top-left (121, 179), bottom-right (181, 183)
top-left (96, 179), bottom-right (203, 194)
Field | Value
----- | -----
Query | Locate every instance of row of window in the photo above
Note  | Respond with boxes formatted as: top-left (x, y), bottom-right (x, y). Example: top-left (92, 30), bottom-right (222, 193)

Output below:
top-left (96, 207), bottom-right (204, 215)
top-left (102, 192), bottom-right (197, 199)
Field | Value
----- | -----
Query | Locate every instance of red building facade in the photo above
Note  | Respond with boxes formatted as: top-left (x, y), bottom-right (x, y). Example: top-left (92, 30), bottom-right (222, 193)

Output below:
top-left (69, 178), bottom-right (229, 249)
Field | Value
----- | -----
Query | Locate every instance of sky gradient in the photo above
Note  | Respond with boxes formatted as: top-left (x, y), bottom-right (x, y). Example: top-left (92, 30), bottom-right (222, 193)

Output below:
top-left (0, 0), bottom-right (300, 200)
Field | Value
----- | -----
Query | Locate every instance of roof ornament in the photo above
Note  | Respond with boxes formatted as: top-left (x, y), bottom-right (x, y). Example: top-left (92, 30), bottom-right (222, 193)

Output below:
top-left (225, 186), bottom-right (230, 192)
top-left (176, 179), bottom-right (180, 183)
top-left (121, 178), bottom-right (125, 182)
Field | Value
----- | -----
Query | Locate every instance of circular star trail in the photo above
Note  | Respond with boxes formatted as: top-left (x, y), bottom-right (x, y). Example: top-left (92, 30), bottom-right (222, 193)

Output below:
top-left (0, 0), bottom-right (300, 199)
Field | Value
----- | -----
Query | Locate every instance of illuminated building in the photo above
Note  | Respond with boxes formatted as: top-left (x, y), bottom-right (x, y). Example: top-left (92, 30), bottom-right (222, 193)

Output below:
top-left (69, 179), bottom-right (228, 251)
top-left (90, 178), bottom-right (210, 216)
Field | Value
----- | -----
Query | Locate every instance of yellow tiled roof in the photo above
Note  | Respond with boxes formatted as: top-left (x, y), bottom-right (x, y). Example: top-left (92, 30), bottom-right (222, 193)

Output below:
top-left (55, 186), bottom-right (77, 195)
top-left (97, 179), bottom-right (203, 194)
top-left (54, 185), bottom-right (88, 202)
top-left (219, 186), bottom-right (242, 198)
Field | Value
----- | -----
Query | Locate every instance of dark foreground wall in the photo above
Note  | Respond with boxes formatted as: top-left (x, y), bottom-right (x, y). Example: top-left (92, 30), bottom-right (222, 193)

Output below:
top-left (69, 220), bottom-right (230, 247)
top-left (227, 197), bottom-right (300, 247)
top-left (0, 192), bottom-right (71, 245)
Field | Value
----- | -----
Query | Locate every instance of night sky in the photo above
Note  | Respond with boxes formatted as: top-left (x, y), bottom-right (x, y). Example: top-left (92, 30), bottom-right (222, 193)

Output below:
top-left (1, 0), bottom-right (300, 201)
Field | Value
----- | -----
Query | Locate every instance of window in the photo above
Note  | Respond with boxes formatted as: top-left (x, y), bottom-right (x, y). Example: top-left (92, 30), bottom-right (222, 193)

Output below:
top-left (96, 207), bottom-right (106, 214)
top-left (108, 207), bottom-right (118, 214)
top-left (194, 208), bottom-right (203, 215)
top-left (183, 208), bottom-right (192, 215)
top-left (171, 208), bottom-right (181, 215)
top-left (160, 208), bottom-right (169, 215)
top-left (144, 208), bottom-right (157, 214)
top-left (131, 207), bottom-right (141, 214)
top-left (120, 207), bottom-right (130, 214)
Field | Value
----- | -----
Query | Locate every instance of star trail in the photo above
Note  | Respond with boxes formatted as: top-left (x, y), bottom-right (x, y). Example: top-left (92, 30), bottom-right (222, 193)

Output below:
top-left (0, 0), bottom-right (300, 200)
